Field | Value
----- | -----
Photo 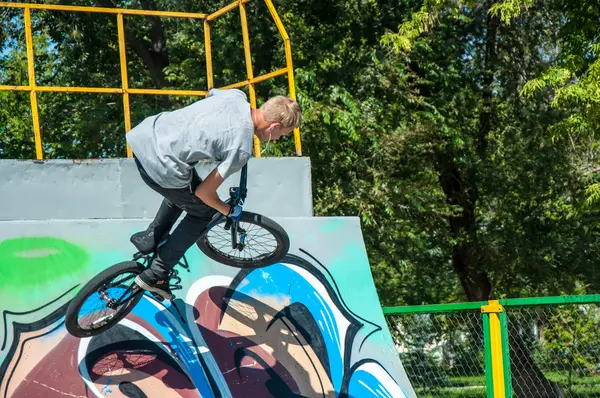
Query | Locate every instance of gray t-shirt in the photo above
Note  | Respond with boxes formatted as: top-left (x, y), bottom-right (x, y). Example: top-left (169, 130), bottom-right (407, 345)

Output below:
top-left (126, 88), bottom-right (254, 189)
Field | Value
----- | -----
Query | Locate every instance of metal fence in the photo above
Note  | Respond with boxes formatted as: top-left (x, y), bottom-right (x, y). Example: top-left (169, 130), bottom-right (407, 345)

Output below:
top-left (384, 295), bottom-right (600, 398)
top-left (0, 0), bottom-right (301, 159)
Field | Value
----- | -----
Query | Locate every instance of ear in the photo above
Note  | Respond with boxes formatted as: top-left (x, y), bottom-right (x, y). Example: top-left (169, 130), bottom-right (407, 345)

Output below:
top-left (269, 122), bottom-right (281, 129)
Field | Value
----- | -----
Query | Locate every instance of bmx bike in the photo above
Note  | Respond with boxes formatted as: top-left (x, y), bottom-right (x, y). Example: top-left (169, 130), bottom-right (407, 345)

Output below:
top-left (64, 163), bottom-right (289, 338)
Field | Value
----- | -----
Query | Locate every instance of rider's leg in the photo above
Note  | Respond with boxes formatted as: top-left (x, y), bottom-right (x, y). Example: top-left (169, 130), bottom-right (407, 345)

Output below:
top-left (148, 198), bottom-right (183, 237)
top-left (130, 154), bottom-right (185, 253)
top-left (130, 198), bottom-right (182, 254)
top-left (133, 164), bottom-right (218, 300)
top-left (146, 211), bottom-right (213, 280)
top-left (135, 209), bottom-right (215, 300)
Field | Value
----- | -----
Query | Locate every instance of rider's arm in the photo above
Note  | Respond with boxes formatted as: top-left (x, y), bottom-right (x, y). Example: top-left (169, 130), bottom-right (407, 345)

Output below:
top-left (195, 167), bottom-right (231, 216)
top-left (196, 149), bottom-right (249, 215)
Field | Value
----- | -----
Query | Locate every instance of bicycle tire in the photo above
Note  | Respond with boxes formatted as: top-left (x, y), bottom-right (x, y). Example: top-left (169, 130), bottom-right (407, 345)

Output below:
top-left (65, 261), bottom-right (144, 338)
top-left (197, 211), bottom-right (289, 268)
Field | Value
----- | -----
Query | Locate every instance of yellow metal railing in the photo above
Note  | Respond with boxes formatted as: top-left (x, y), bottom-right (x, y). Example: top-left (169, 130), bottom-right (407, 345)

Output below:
top-left (0, 0), bottom-right (301, 159)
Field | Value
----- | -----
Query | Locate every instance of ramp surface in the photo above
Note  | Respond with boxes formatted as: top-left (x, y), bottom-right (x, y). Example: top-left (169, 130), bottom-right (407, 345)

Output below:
top-left (0, 217), bottom-right (414, 398)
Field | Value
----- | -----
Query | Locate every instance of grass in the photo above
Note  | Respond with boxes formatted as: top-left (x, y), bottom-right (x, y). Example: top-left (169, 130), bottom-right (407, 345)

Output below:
top-left (449, 375), bottom-right (486, 387)
top-left (411, 376), bottom-right (487, 398)
top-left (525, 370), bottom-right (600, 397)
top-left (545, 370), bottom-right (600, 386)
top-left (414, 387), bottom-right (486, 398)
top-left (411, 372), bottom-right (600, 397)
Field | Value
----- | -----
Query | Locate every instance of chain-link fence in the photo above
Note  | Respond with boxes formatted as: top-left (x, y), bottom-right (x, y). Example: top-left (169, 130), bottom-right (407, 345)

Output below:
top-left (383, 295), bottom-right (600, 398)
top-left (385, 303), bottom-right (488, 397)
top-left (505, 303), bottom-right (600, 398)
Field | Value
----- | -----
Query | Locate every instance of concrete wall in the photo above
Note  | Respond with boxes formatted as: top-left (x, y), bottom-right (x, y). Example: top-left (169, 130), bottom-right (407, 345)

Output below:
top-left (0, 157), bottom-right (313, 221)
top-left (0, 217), bottom-right (415, 398)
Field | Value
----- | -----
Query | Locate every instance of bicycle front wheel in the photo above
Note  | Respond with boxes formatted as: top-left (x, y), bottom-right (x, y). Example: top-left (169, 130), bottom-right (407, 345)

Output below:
top-left (197, 211), bottom-right (289, 268)
top-left (65, 261), bottom-right (144, 338)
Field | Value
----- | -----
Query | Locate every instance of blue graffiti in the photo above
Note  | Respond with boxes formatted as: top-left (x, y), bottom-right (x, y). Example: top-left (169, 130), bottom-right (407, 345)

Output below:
top-left (233, 264), bottom-right (346, 392)
top-left (100, 377), bottom-right (113, 395)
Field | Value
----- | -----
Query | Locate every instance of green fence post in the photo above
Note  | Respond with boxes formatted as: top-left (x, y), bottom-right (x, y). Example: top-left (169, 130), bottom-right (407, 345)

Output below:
top-left (499, 311), bottom-right (512, 397)
top-left (483, 312), bottom-right (494, 397)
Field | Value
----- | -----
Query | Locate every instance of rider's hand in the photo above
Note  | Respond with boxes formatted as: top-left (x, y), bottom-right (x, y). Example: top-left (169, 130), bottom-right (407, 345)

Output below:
top-left (228, 204), bottom-right (243, 222)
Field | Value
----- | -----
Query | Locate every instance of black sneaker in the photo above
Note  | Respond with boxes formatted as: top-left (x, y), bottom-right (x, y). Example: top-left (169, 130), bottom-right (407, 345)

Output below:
top-left (130, 229), bottom-right (169, 255)
top-left (135, 271), bottom-right (174, 301)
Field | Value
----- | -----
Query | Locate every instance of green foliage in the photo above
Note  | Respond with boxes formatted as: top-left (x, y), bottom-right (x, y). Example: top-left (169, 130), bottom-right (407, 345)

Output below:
top-left (489, 0), bottom-right (536, 23)
top-left (539, 306), bottom-right (600, 377)
top-left (520, 66), bottom-right (573, 98)
top-left (386, 0), bottom-right (600, 214)
top-left (585, 184), bottom-right (600, 208)
top-left (381, 8), bottom-right (438, 53)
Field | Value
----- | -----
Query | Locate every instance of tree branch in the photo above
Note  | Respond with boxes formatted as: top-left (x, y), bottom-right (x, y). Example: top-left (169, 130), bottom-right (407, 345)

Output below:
top-left (93, 0), bottom-right (169, 88)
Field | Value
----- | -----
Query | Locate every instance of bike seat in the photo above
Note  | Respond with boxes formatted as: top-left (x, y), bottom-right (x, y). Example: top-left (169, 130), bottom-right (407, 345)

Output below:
top-left (130, 230), bottom-right (169, 255)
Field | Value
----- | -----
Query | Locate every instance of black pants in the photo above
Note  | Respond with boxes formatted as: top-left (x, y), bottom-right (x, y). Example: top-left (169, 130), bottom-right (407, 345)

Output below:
top-left (134, 156), bottom-right (217, 280)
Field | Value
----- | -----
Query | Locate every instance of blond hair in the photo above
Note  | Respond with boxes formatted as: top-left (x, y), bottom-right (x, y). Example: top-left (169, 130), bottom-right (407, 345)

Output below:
top-left (260, 96), bottom-right (302, 129)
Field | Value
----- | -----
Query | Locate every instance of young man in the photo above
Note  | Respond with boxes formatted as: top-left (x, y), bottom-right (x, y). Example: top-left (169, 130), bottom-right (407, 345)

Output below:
top-left (126, 88), bottom-right (301, 300)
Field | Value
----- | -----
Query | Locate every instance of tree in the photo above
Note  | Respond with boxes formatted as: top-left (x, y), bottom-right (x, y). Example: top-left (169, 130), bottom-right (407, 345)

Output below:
top-left (381, 1), bottom-right (599, 395)
top-left (492, 0), bottom-right (600, 212)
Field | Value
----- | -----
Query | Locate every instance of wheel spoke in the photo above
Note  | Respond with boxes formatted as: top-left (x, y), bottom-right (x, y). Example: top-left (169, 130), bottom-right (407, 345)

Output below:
top-left (76, 271), bottom-right (139, 331)
top-left (204, 218), bottom-right (280, 264)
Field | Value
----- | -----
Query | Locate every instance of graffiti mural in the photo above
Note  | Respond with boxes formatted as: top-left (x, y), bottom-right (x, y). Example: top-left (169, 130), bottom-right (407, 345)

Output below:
top-left (0, 219), bottom-right (414, 397)
top-left (184, 251), bottom-right (409, 398)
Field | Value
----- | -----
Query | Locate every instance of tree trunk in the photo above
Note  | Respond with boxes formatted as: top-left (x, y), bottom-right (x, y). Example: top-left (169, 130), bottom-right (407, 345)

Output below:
top-left (509, 323), bottom-right (565, 397)
top-left (435, 0), bottom-right (505, 302)
top-left (437, 156), bottom-right (492, 302)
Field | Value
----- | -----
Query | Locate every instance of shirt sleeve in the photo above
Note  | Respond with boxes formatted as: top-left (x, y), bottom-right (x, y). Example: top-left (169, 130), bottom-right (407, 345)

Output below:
top-left (217, 149), bottom-right (251, 180)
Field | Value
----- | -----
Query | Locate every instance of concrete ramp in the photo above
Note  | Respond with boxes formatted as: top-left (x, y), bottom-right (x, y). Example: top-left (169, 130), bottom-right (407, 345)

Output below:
top-left (0, 158), bottom-right (313, 221)
top-left (0, 158), bottom-right (414, 397)
top-left (0, 217), bottom-right (414, 398)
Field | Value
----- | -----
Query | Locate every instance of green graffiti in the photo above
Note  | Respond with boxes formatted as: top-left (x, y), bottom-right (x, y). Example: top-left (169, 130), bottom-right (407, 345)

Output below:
top-left (0, 237), bottom-right (89, 288)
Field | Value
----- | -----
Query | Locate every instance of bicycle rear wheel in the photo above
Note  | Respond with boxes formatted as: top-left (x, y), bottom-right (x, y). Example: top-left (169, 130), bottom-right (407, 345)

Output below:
top-left (65, 261), bottom-right (144, 338)
top-left (197, 211), bottom-right (289, 268)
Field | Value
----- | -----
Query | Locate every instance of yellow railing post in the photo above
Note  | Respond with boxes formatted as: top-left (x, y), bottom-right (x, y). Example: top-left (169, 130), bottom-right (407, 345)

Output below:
top-left (204, 19), bottom-right (214, 90)
top-left (263, 0), bottom-right (301, 156)
top-left (284, 39), bottom-right (301, 156)
top-left (239, 0), bottom-right (261, 157)
top-left (117, 13), bottom-right (133, 158)
top-left (482, 300), bottom-right (506, 398)
top-left (24, 7), bottom-right (43, 160)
